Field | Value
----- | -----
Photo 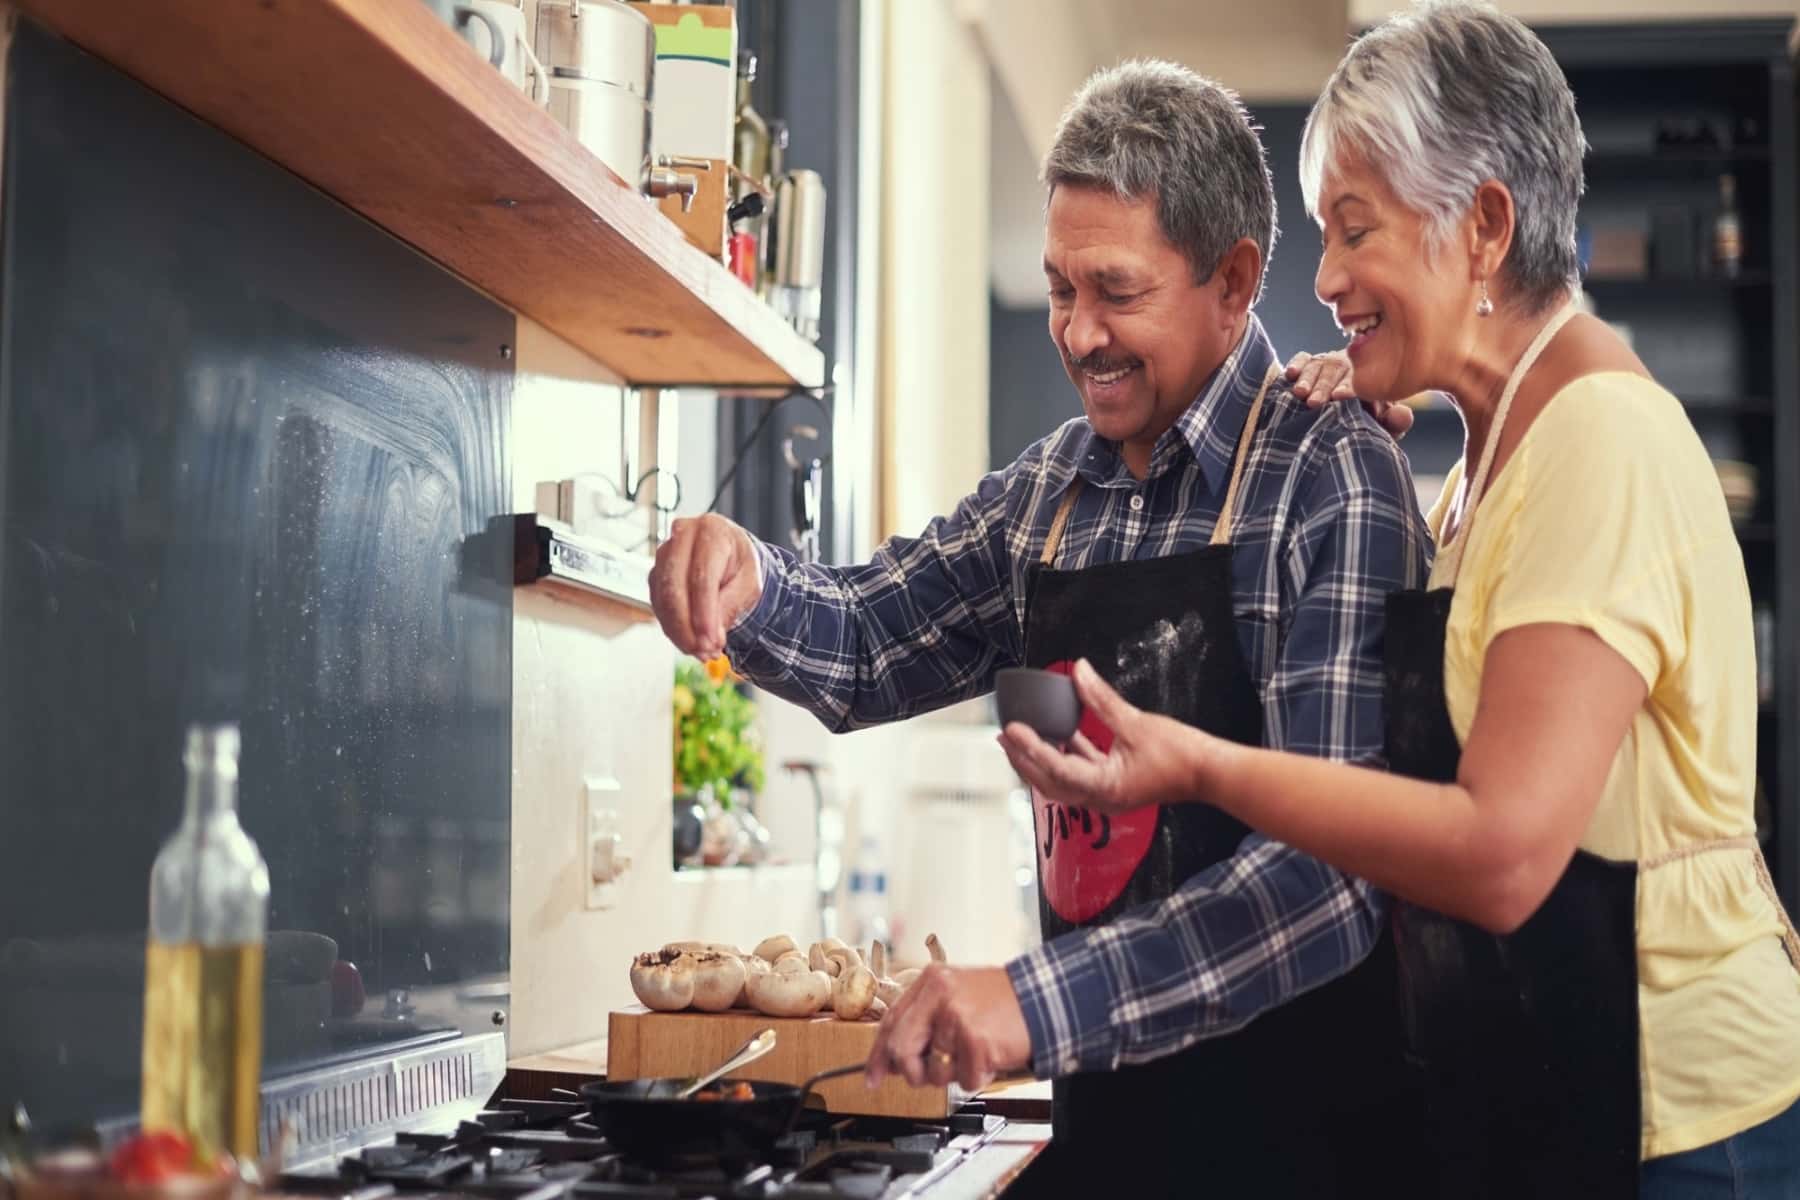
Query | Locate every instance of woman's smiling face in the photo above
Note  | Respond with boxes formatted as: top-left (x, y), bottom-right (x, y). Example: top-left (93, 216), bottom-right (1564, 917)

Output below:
top-left (1312, 153), bottom-right (1481, 406)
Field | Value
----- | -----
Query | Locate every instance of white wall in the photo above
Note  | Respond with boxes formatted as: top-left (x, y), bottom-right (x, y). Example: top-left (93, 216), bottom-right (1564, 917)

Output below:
top-left (507, 321), bottom-right (814, 1058)
top-left (877, 0), bottom-right (993, 537)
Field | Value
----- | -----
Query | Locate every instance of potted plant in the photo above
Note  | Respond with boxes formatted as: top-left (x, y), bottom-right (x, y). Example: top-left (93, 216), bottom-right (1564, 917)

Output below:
top-left (671, 655), bottom-right (765, 867)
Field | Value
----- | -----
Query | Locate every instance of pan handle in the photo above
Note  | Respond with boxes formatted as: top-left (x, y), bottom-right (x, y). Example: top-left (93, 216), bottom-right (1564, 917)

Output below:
top-left (781, 1061), bottom-right (869, 1134)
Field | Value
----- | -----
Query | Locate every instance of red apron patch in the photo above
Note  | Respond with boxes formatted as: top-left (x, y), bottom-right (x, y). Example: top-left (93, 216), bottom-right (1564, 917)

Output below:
top-left (1032, 659), bottom-right (1159, 924)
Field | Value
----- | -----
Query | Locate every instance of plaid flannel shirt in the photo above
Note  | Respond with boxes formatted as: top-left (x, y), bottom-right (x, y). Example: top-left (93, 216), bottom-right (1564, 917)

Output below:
top-left (727, 315), bottom-right (1432, 1078)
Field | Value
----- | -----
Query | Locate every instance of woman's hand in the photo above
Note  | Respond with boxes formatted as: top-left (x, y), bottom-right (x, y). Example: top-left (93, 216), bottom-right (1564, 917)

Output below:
top-left (997, 659), bottom-right (1222, 814)
top-left (1283, 350), bottom-right (1415, 438)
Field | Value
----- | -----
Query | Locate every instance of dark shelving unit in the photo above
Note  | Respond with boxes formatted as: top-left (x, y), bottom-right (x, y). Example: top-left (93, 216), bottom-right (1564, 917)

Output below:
top-left (1537, 20), bottom-right (1798, 912)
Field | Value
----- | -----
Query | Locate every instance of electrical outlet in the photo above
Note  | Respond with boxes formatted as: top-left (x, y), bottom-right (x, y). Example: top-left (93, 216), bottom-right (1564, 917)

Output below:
top-left (584, 776), bottom-right (627, 910)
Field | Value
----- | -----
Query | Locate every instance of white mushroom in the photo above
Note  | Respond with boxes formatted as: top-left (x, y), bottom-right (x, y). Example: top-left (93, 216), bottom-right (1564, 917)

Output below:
top-left (773, 950), bottom-right (809, 974)
top-left (885, 934), bottom-right (947, 999)
top-left (827, 947), bottom-right (863, 977)
top-left (867, 996), bottom-right (888, 1021)
top-left (754, 934), bottom-right (799, 963)
top-left (746, 965), bottom-right (832, 1017)
top-left (808, 942), bottom-right (840, 977)
top-left (831, 962), bottom-right (878, 1021)
top-left (870, 940), bottom-right (905, 1008)
top-left (664, 941), bottom-right (743, 959)
top-left (687, 951), bottom-right (747, 1013)
top-left (735, 952), bottom-right (770, 1007)
top-left (629, 949), bottom-right (696, 1011)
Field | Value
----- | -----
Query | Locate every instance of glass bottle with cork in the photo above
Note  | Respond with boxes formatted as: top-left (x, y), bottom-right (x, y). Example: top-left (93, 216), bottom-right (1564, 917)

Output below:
top-left (140, 723), bottom-right (269, 1165)
top-left (1713, 173), bottom-right (1742, 278)
top-left (730, 49), bottom-right (772, 289)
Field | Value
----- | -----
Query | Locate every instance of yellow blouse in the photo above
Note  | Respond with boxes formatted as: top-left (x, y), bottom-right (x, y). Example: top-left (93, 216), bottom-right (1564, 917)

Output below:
top-left (1426, 371), bottom-right (1800, 1159)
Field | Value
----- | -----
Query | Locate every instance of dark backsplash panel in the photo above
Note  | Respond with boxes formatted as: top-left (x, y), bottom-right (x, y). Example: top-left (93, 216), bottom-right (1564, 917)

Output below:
top-left (0, 23), bottom-right (513, 1126)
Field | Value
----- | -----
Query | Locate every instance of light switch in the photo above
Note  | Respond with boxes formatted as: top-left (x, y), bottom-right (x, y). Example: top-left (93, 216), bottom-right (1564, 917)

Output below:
top-left (584, 776), bottom-right (629, 910)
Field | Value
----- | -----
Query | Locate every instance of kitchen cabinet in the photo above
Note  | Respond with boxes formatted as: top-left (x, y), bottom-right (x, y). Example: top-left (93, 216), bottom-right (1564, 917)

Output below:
top-left (13, 0), bottom-right (826, 391)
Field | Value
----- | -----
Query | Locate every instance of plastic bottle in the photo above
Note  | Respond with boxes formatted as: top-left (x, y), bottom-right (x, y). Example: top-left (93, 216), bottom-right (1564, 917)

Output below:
top-left (845, 833), bottom-right (890, 951)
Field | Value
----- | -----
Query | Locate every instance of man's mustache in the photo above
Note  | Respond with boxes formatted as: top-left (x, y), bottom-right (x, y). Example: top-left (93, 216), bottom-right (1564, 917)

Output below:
top-left (1064, 349), bottom-right (1141, 375)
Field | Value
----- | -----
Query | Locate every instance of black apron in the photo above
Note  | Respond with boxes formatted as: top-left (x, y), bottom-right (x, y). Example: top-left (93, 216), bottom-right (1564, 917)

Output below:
top-left (1018, 365), bottom-right (1412, 1198)
top-left (1381, 305), bottom-right (1644, 1197)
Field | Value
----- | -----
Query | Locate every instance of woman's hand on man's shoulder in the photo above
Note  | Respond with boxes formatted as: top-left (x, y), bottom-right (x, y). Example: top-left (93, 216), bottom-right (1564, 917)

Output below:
top-left (1284, 350), bottom-right (1416, 439)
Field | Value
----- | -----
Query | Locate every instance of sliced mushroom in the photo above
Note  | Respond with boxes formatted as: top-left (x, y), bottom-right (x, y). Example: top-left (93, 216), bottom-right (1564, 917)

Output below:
top-left (746, 965), bottom-right (832, 1017)
top-left (754, 934), bottom-right (799, 963)
top-left (688, 951), bottom-right (747, 1012)
top-left (831, 962), bottom-right (878, 1020)
top-left (629, 949), bottom-right (696, 1011)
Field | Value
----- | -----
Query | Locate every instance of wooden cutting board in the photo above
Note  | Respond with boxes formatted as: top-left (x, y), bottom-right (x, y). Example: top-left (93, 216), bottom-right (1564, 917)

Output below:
top-left (606, 1007), bottom-right (952, 1119)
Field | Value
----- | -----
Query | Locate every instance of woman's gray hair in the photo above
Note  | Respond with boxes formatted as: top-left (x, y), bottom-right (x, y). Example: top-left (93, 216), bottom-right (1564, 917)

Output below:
top-left (1043, 60), bottom-right (1276, 293)
top-left (1299, 0), bottom-right (1585, 313)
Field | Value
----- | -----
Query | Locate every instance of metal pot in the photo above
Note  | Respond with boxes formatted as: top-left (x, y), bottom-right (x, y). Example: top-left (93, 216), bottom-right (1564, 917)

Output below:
top-left (535, 0), bottom-right (695, 204)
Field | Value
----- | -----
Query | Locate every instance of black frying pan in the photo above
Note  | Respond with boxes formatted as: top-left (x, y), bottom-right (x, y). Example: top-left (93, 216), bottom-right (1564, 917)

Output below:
top-left (577, 1063), bottom-right (865, 1163)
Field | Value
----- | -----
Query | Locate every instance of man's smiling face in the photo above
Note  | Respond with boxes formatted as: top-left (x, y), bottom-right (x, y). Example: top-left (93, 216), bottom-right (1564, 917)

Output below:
top-left (1044, 183), bottom-right (1241, 469)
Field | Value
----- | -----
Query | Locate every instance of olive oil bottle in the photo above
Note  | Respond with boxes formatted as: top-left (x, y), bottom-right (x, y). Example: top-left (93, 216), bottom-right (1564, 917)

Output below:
top-left (140, 725), bottom-right (269, 1162)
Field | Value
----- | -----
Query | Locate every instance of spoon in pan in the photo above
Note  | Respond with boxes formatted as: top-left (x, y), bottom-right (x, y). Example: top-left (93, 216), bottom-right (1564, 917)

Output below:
top-left (671, 1027), bottom-right (779, 1100)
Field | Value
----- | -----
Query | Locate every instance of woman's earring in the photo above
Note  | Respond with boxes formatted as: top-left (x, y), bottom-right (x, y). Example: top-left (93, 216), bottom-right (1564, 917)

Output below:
top-left (1475, 280), bottom-right (1495, 318)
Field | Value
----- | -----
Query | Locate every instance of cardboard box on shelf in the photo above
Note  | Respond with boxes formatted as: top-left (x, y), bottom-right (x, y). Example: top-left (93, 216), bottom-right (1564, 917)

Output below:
top-left (626, 3), bottom-right (737, 165)
top-left (656, 156), bottom-right (730, 261)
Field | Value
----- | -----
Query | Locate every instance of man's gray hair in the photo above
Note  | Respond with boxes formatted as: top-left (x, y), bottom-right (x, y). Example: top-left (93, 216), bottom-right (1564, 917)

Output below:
top-left (1299, 0), bottom-right (1585, 314)
top-left (1043, 60), bottom-right (1276, 293)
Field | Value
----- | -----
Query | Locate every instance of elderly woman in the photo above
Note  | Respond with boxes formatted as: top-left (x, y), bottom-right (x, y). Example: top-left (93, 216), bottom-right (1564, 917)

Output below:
top-left (990, 2), bottom-right (1800, 1196)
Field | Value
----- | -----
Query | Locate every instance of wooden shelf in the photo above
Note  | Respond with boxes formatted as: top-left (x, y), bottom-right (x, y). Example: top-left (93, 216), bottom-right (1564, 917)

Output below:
top-left (15, 0), bottom-right (825, 390)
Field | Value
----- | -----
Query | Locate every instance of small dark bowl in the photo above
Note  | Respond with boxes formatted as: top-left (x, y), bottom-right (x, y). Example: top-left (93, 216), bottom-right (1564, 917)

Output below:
top-left (995, 667), bottom-right (1082, 742)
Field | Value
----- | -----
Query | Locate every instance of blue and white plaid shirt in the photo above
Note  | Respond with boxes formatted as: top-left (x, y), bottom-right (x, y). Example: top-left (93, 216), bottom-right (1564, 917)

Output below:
top-left (728, 315), bottom-right (1432, 1079)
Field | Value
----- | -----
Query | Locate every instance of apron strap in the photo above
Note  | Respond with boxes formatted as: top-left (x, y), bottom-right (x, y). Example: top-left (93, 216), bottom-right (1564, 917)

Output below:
top-left (1211, 362), bottom-right (1281, 548)
top-left (1041, 359), bottom-right (1280, 567)
top-left (1438, 303), bottom-right (1580, 584)
top-left (1641, 836), bottom-right (1800, 970)
top-left (1041, 477), bottom-right (1082, 568)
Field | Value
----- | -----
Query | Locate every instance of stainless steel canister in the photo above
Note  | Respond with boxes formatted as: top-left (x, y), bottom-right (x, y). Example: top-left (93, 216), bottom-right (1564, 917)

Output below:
top-left (770, 169), bottom-right (827, 341)
top-left (535, 0), bottom-right (655, 188)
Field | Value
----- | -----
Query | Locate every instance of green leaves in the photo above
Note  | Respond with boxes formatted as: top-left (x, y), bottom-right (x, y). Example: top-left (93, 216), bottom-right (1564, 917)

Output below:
top-left (673, 658), bottom-right (765, 805)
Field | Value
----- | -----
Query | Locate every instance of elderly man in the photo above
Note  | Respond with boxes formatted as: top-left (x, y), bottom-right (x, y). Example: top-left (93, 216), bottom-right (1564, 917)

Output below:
top-left (652, 61), bottom-right (1427, 1196)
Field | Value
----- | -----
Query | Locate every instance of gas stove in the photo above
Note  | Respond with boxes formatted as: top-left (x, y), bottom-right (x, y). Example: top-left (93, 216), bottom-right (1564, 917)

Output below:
top-left (274, 1096), bottom-right (1013, 1200)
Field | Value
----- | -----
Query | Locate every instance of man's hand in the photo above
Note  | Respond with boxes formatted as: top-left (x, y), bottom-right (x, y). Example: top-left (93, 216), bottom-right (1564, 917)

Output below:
top-left (865, 965), bottom-right (1032, 1093)
top-left (997, 659), bottom-right (1218, 815)
top-left (649, 514), bottom-right (763, 659)
top-left (1283, 350), bottom-right (1415, 438)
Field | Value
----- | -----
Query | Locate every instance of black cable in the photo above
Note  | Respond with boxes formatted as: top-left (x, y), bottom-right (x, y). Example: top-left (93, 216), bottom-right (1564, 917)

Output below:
top-left (706, 388), bottom-right (833, 515)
